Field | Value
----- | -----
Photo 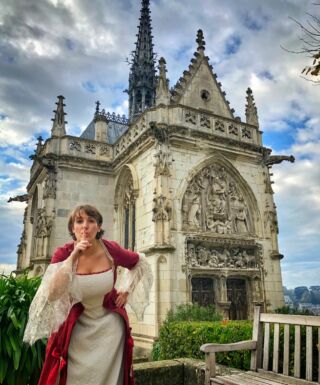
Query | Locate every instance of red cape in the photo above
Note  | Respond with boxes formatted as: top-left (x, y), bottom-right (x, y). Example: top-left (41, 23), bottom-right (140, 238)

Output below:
top-left (37, 239), bottom-right (139, 385)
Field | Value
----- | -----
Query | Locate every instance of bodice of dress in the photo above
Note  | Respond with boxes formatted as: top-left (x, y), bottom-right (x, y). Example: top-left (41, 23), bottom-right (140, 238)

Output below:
top-left (72, 269), bottom-right (114, 318)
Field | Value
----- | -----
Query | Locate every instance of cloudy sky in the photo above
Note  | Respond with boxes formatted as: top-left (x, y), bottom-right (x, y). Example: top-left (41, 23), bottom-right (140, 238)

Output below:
top-left (0, 0), bottom-right (319, 288)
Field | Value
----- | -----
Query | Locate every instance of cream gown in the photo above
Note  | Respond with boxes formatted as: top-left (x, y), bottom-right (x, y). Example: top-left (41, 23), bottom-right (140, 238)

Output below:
top-left (66, 269), bottom-right (125, 385)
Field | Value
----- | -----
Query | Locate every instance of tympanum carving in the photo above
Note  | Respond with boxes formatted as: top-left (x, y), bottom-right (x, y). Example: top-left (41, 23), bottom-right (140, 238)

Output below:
top-left (182, 164), bottom-right (252, 234)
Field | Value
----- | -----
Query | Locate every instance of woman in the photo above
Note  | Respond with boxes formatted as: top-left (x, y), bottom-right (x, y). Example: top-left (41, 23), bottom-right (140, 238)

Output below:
top-left (24, 204), bottom-right (153, 385)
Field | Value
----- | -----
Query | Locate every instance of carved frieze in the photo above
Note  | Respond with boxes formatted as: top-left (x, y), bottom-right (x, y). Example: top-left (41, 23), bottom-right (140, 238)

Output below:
top-left (182, 164), bottom-right (252, 234)
top-left (186, 240), bottom-right (261, 270)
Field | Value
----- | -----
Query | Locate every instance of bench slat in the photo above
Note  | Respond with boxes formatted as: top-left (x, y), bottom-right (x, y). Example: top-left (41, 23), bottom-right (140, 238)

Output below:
top-left (272, 323), bottom-right (280, 373)
top-left (263, 323), bottom-right (270, 371)
top-left (294, 325), bottom-right (301, 378)
top-left (217, 373), bottom-right (278, 385)
top-left (257, 369), bottom-right (317, 385)
top-left (260, 313), bottom-right (320, 327)
top-left (241, 372), bottom-right (283, 384)
top-left (306, 326), bottom-right (313, 381)
top-left (283, 324), bottom-right (290, 376)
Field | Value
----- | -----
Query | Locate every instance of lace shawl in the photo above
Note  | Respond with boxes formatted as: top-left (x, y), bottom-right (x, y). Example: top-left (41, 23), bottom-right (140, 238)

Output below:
top-left (23, 252), bottom-right (153, 344)
top-left (116, 252), bottom-right (153, 321)
top-left (23, 256), bottom-right (82, 345)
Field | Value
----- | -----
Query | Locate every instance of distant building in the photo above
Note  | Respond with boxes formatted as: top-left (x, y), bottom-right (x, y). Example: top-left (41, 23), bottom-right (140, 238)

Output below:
top-left (13, 0), bottom-right (294, 351)
top-left (284, 295), bottom-right (293, 307)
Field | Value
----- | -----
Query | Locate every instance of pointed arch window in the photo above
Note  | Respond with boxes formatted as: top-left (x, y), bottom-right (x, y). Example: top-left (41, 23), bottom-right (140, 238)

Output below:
top-left (123, 177), bottom-right (136, 250)
top-left (115, 166), bottom-right (138, 251)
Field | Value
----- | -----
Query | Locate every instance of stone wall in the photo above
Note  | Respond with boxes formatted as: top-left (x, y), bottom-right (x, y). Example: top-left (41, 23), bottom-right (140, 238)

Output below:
top-left (134, 358), bottom-right (242, 385)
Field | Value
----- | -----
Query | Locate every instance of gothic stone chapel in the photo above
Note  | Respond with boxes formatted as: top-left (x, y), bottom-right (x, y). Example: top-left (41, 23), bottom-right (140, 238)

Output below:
top-left (14, 0), bottom-right (294, 351)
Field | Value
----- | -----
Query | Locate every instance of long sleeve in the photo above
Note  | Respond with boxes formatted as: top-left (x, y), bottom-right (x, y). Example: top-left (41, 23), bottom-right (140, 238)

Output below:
top-left (116, 252), bottom-right (153, 321)
top-left (23, 247), bottom-right (82, 345)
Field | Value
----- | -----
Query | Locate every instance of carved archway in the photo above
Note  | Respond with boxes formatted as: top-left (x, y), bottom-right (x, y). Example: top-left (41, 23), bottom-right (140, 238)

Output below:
top-left (115, 164), bottom-right (139, 249)
top-left (180, 155), bottom-right (261, 236)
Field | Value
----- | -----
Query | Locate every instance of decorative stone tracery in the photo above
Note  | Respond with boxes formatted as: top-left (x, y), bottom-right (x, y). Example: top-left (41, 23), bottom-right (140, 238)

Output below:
top-left (182, 163), bottom-right (253, 235)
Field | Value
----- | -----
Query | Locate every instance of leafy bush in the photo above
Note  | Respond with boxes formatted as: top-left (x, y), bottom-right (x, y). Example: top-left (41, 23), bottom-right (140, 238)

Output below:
top-left (0, 273), bottom-right (46, 385)
top-left (275, 306), bottom-right (313, 315)
top-left (165, 303), bottom-right (222, 322)
top-left (152, 319), bottom-right (253, 370)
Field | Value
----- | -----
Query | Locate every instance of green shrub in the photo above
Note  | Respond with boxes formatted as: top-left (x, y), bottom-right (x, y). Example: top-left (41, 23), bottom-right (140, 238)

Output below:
top-left (0, 273), bottom-right (46, 385)
top-left (166, 303), bottom-right (222, 322)
top-left (153, 320), bottom-right (253, 370)
top-left (275, 306), bottom-right (313, 315)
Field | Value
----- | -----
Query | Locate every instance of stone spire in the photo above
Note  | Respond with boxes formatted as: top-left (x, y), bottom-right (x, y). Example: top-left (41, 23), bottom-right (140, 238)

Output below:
top-left (51, 95), bottom-right (67, 137)
top-left (128, 0), bottom-right (156, 120)
top-left (155, 57), bottom-right (170, 106)
top-left (245, 88), bottom-right (259, 127)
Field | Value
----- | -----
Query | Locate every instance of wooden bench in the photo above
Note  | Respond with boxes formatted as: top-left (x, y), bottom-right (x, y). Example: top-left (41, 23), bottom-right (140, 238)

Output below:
top-left (200, 306), bottom-right (320, 385)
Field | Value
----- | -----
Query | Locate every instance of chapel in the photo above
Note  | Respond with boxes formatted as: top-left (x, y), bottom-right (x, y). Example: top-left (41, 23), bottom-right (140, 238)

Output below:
top-left (13, 0), bottom-right (294, 351)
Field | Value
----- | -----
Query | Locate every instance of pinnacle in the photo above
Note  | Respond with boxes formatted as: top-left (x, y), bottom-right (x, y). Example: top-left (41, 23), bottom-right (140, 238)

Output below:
top-left (196, 29), bottom-right (206, 52)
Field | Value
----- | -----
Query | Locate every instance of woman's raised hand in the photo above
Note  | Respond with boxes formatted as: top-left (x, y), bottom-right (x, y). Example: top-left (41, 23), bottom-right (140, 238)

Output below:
top-left (71, 239), bottom-right (92, 261)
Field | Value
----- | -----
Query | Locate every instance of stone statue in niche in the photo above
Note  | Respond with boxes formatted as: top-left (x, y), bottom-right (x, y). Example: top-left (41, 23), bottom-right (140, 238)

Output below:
top-left (233, 197), bottom-right (248, 233)
top-left (152, 194), bottom-right (172, 221)
top-left (35, 208), bottom-right (54, 259)
top-left (187, 193), bottom-right (201, 227)
top-left (182, 163), bottom-right (252, 234)
top-left (43, 171), bottom-right (56, 199)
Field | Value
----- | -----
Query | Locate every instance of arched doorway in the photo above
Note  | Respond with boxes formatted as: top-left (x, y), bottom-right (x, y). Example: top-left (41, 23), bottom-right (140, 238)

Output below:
top-left (227, 278), bottom-right (247, 320)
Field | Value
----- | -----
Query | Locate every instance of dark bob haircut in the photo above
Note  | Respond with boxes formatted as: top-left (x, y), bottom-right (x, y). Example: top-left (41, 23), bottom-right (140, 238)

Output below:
top-left (68, 204), bottom-right (105, 240)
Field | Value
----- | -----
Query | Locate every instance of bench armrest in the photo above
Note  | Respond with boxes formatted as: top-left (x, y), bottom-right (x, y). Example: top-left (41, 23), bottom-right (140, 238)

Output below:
top-left (201, 339), bottom-right (257, 353)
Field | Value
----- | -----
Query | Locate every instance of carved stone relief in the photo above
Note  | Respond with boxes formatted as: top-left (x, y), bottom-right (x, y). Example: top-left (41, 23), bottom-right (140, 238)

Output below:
top-left (69, 141), bottom-right (81, 151)
top-left (186, 242), bottom-right (260, 270)
top-left (228, 124), bottom-right (238, 136)
top-left (35, 208), bottom-right (54, 238)
top-left (215, 120), bottom-right (225, 133)
top-left (185, 110), bottom-right (197, 125)
top-left (200, 115), bottom-right (210, 128)
top-left (43, 171), bottom-right (56, 199)
top-left (152, 194), bottom-right (172, 221)
top-left (84, 143), bottom-right (96, 154)
top-left (242, 128), bottom-right (252, 139)
top-left (182, 164), bottom-right (252, 234)
top-left (99, 145), bottom-right (111, 156)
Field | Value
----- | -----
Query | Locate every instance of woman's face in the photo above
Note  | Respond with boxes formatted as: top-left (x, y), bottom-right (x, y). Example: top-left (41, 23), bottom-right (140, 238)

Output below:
top-left (72, 210), bottom-right (101, 242)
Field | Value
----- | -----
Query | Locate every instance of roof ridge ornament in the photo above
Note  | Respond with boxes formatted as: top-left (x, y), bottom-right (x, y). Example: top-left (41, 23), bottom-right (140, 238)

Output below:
top-left (196, 29), bottom-right (206, 53)
top-left (245, 87), bottom-right (259, 127)
top-left (156, 57), bottom-right (170, 106)
top-left (51, 95), bottom-right (67, 137)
